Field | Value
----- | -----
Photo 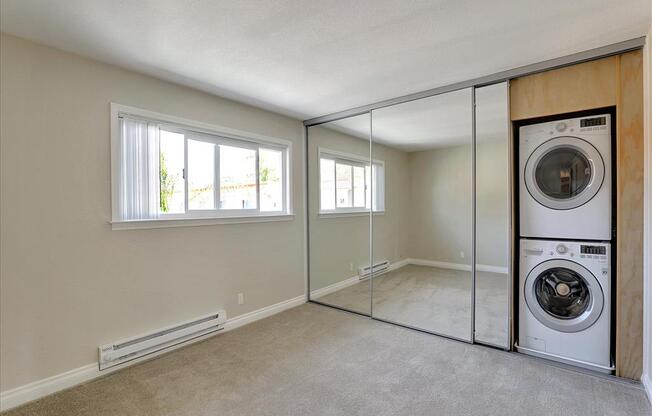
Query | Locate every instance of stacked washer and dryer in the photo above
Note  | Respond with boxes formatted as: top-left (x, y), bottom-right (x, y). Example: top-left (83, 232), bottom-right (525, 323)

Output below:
top-left (517, 113), bottom-right (614, 373)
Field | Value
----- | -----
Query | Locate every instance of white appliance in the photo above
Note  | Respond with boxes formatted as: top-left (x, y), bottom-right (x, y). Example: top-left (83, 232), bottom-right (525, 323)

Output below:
top-left (519, 114), bottom-right (612, 240)
top-left (517, 239), bottom-right (612, 373)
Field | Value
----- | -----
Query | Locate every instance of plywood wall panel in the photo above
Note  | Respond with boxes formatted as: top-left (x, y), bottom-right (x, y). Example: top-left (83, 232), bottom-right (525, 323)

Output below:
top-left (615, 50), bottom-right (644, 380)
top-left (510, 56), bottom-right (619, 120)
top-left (510, 51), bottom-right (644, 380)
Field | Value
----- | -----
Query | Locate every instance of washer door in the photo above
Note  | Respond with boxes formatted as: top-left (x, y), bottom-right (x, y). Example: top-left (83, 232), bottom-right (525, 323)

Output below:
top-left (524, 259), bottom-right (604, 333)
top-left (524, 136), bottom-right (604, 210)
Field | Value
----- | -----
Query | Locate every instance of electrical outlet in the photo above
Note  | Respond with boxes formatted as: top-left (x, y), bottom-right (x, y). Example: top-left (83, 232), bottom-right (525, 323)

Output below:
top-left (350, 262), bottom-right (354, 271)
top-left (460, 251), bottom-right (465, 259)
top-left (238, 293), bottom-right (244, 305)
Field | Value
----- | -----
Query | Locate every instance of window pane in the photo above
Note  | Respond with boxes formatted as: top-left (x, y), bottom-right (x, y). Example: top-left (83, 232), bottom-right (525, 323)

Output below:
top-left (365, 165), bottom-right (371, 209)
top-left (220, 145), bottom-right (257, 209)
top-left (188, 139), bottom-right (215, 210)
top-left (159, 130), bottom-right (185, 214)
top-left (336, 163), bottom-right (352, 208)
top-left (372, 164), bottom-right (384, 211)
top-left (260, 148), bottom-right (283, 212)
top-left (320, 158), bottom-right (335, 211)
top-left (353, 165), bottom-right (365, 207)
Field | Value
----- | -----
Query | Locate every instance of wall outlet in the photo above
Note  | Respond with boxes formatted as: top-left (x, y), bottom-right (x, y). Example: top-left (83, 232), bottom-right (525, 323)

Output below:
top-left (460, 251), bottom-right (465, 259)
top-left (237, 293), bottom-right (244, 305)
top-left (349, 262), bottom-right (354, 271)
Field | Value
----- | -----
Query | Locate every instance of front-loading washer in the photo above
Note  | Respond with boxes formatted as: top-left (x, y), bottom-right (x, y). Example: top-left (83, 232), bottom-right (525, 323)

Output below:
top-left (517, 239), bottom-right (613, 373)
top-left (519, 114), bottom-right (612, 240)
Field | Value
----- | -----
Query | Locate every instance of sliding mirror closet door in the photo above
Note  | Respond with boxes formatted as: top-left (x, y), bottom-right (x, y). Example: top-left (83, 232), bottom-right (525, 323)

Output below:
top-left (371, 89), bottom-right (473, 340)
top-left (474, 82), bottom-right (510, 348)
top-left (307, 113), bottom-right (372, 315)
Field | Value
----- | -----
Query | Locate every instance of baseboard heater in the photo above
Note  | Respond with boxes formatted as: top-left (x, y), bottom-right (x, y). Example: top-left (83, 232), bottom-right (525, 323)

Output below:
top-left (98, 310), bottom-right (226, 370)
top-left (358, 260), bottom-right (389, 278)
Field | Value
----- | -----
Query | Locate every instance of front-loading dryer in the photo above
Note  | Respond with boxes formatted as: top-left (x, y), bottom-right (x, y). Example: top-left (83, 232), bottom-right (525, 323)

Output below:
top-left (517, 239), bottom-right (613, 373)
top-left (519, 114), bottom-right (612, 240)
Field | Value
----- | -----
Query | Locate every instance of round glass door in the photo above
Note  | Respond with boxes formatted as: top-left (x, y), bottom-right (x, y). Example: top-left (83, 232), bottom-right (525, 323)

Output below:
top-left (524, 259), bottom-right (603, 333)
top-left (524, 137), bottom-right (604, 210)
top-left (534, 267), bottom-right (590, 319)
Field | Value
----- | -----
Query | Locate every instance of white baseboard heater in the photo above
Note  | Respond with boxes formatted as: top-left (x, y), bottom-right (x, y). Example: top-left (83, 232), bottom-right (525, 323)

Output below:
top-left (358, 260), bottom-right (389, 278)
top-left (98, 310), bottom-right (226, 370)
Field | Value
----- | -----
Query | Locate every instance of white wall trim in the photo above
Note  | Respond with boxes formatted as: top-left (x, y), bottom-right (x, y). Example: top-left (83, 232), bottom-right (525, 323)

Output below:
top-left (110, 214), bottom-right (295, 231)
top-left (407, 258), bottom-right (509, 275)
top-left (309, 259), bottom-right (411, 300)
top-left (0, 295), bottom-right (305, 412)
top-left (642, 31), bottom-right (651, 403)
top-left (643, 373), bottom-right (652, 405)
top-left (310, 274), bottom-right (361, 299)
top-left (309, 257), bottom-right (507, 302)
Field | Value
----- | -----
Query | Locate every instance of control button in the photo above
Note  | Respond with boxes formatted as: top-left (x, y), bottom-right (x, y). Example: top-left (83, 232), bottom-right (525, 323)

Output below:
top-left (556, 244), bottom-right (568, 254)
top-left (555, 122), bottom-right (567, 132)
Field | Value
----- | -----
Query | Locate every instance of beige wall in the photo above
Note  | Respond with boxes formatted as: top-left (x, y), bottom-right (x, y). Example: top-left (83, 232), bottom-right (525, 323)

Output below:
top-left (307, 124), bottom-right (410, 291)
top-left (0, 34), bottom-right (305, 390)
top-left (308, 128), bottom-right (509, 294)
top-left (406, 144), bottom-right (473, 265)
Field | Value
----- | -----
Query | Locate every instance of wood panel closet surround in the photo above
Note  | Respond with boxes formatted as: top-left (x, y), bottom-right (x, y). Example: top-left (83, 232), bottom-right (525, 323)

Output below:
top-left (509, 50), bottom-right (644, 380)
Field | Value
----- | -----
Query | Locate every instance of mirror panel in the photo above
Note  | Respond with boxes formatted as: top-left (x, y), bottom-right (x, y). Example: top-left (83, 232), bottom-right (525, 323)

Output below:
top-left (308, 114), bottom-right (371, 315)
top-left (474, 82), bottom-right (510, 347)
top-left (371, 89), bottom-right (473, 340)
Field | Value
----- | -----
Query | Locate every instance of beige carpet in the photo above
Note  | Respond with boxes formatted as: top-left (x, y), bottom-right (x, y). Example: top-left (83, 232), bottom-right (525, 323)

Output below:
top-left (317, 265), bottom-right (508, 345)
top-left (6, 304), bottom-right (651, 416)
top-left (3, 304), bottom-right (649, 416)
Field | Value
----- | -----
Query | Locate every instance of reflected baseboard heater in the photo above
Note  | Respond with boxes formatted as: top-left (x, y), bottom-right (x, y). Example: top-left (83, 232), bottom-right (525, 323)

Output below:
top-left (359, 260), bottom-right (389, 278)
top-left (98, 310), bottom-right (226, 370)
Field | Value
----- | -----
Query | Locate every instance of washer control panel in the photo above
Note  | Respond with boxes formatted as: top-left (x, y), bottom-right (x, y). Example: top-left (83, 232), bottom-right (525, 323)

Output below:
top-left (521, 239), bottom-right (610, 264)
top-left (580, 245), bottom-right (607, 255)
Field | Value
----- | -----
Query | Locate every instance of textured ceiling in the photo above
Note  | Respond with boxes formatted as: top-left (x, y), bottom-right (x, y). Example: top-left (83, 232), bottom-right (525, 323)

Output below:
top-left (321, 83), bottom-right (507, 152)
top-left (1, 1), bottom-right (649, 120)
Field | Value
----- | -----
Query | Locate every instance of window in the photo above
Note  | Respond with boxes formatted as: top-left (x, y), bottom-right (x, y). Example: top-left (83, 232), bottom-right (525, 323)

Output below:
top-left (111, 104), bottom-right (291, 227)
top-left (319, 149), bottom-right (384, 214)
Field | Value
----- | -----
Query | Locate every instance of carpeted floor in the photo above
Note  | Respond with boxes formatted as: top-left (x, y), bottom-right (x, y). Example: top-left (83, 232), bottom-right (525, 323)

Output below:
top-left (317, 265), bottom-right (508, 345)
top-left (3, 304), bottom-right (649, 416)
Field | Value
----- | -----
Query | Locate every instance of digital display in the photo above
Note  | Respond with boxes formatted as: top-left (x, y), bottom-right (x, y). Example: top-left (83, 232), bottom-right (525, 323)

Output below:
top-left (581, 245), bottom-right (606, 255)
top-left (580, 116), bottom-right (606, 127)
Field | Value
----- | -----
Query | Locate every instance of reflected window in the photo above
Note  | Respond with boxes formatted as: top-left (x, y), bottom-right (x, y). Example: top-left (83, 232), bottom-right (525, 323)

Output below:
top-left (319, 149), bottom-right (384, 214)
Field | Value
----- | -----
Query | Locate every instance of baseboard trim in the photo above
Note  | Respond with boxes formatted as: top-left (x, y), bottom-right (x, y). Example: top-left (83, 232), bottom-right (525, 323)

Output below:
top-left (643, 372), bottom-right (652, 404)
top-left (309, 258), bottom-right (507, 301)
top-left (407, 258), bottom-right (508, 275)
top-left (0, 294), bottom-right (305, 412)
top-left (309, 258), bottom-right (412, 300)
top-left (310, 274), bottom-right (360, 299)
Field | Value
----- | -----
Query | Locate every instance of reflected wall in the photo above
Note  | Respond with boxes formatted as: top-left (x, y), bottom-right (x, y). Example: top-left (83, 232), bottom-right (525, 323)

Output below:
top-left (307, 114), bottom-right (371, 315)
top-left (371, 89), bottom-right (473, 340)
top-left (475, 82), bottom-right (510, 347)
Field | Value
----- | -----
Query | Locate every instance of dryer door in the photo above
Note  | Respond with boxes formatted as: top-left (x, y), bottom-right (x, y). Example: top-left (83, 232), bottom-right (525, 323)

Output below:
top-left (524, 136), bottom-right (604, 210)
top-left (524, 259), bottom-right (604, 333)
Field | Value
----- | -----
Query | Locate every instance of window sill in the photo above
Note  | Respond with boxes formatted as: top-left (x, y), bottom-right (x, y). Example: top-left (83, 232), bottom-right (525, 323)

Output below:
top-left (318, 211), bottom-right (385, 219)
top-left (111, 214), bottom-right (295, 230)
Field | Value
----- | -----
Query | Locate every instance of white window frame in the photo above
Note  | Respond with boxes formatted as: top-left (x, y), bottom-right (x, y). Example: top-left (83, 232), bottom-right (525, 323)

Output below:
top-left (318, 147), bottom-right (385, 216)
top-left (110, 103), bottom-right (293, 230)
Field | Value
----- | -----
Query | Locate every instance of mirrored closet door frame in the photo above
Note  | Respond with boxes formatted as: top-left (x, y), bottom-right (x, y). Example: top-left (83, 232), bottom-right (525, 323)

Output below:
top-left (305, 82), bottom-right (512, 349)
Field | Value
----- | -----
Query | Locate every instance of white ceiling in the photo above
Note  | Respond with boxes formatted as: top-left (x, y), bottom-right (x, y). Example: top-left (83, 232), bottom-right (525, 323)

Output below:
top-left (1, 1), bottom-right (649, 120)
top-left (322, 83), bottom-right (508, 152)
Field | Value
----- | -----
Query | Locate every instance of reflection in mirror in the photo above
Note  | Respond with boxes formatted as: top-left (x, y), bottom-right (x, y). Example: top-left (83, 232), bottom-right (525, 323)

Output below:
top-left (308, 113), bottom-right (371, 315)
top-left (371, 89), bottom-right (473, 340)
top-left (474, 82), bottom-right (510, 347)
